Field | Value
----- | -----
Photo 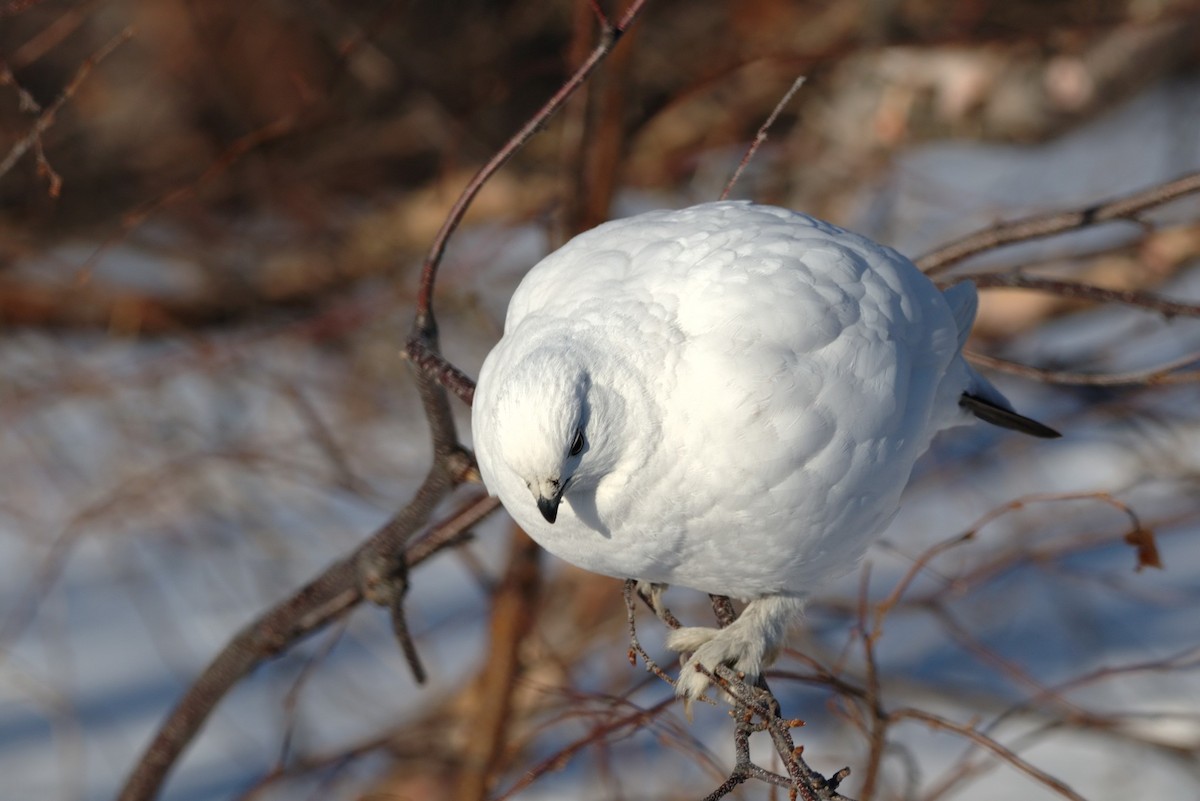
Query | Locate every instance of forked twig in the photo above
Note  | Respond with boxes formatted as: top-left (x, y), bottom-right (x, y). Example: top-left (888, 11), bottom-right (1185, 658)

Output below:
top-left (623, 580), bottom-right (850, 801)
top-left (0, 27), bottom-right (134, 194)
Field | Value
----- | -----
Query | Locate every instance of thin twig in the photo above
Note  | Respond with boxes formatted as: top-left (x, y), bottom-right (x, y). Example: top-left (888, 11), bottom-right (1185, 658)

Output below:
top-left (403, 0), bottom-right (649, 399)
top-left (0, 27), bottom-right (134, 194)
top-left (491, 696), bottom-right (675, 801)
top-left (623, 579), bottom-right (678, 687)
top-left (965, 349), bottom-right (1200, 386)
top-left (857, 565), bottom-right (889, 801)
top-left (403, 333), bottom-right (478, 406)
top-left (273, 620), bottom-right (350, 771)
top-left (877, 491), bottom-right (1145, 623)
top-left (411, 0), bottom-right (650, 325)
top-left (961, 273), bottom-right (1200, 319)
top-left (917, 170), bottom-right (1200, 275)
top-left (894, 707), bottom-right (1089, 801)
top-left (720, 75), bottom-right (806, 201)
top-left (405, 492), bottom-right (497, 565)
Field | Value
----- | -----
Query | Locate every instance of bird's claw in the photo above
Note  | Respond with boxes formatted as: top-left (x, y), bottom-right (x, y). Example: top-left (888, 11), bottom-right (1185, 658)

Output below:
top-left (667, 624), bottom-right (765, 705)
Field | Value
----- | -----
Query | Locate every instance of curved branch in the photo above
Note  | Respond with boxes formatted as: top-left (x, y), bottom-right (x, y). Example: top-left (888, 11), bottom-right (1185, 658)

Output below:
top-left (917, 171), bottom-right (1200, 275)
top-left (411, 0), bottom-right (650, 327)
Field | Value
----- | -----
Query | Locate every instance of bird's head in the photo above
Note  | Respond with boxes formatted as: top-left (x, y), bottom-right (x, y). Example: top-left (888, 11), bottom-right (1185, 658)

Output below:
top-left (489, 346), bottom-right (596, 525)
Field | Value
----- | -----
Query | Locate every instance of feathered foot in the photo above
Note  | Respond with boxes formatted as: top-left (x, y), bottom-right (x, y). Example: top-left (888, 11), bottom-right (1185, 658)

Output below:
top-left (666, 595), bottom-right (803, 702)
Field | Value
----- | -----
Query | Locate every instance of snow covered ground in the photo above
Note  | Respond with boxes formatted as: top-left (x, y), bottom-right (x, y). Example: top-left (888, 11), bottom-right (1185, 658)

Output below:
top-left (2, 77), bottom-right (1198, 801)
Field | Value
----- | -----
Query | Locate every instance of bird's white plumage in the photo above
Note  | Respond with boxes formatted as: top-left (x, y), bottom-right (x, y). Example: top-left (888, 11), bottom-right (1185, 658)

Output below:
top-left (472, 201), bottom-right (1024, 698)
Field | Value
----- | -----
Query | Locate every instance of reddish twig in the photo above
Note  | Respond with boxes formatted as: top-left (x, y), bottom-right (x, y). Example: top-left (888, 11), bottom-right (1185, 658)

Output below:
top-left (403, 331), bottom-right (477, 406)
top-left (876, 490), bottom-right (1146, 623)
top-left (623, 579), bottom-right (679, 688)
top-left (403, 0), bottom-right (649, 400)
top-left (855, 565), bottom-right (889, 801)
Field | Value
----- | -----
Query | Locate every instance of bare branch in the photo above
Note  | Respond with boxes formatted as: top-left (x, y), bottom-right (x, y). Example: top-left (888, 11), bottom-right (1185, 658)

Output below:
top-left (894, 707), bottom-right (1089, 801)
top-left (624, 582), bottom-right (850, 801)
top-left (116, 463), bottom-right (463, 801)
top-left (0, 27), bottom-right (134, 194)
top-left (966, 349), bottom-right (1200, 386)
top-left (404, 331), bottom-right (477, 406)
top-left (877, 490), bottom-right (1147, 623)
top-left (411, 0), bottom-right (650, 327)
top-left (917, 171), bottom-right (1200, 275)
top-left (492, 696), bottom-right (675, 801)
top-left (720, 75), bottom-right (806, 201)
top-left (962, 273), bottom-right (1200, 319)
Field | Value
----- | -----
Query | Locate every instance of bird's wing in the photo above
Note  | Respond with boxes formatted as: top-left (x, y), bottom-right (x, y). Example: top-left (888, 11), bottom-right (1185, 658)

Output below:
top-left (941, 280), bottom-right (979, 351)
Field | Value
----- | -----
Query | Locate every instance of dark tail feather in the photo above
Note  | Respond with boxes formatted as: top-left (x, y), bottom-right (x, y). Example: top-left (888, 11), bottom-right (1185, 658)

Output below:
top-left (960, 393), bottom-right (1061, 439)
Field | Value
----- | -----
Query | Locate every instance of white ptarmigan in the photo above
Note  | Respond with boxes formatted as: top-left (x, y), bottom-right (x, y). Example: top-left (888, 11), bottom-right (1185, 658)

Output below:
top-left (472, 201), bottom-right (1058, 700)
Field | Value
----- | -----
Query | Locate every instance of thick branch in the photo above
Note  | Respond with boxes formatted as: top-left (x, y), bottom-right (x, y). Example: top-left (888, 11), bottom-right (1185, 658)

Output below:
top-left (116, 463), bottom-right (461, 801)
top-left (454, 528), bottom-right (542, 801)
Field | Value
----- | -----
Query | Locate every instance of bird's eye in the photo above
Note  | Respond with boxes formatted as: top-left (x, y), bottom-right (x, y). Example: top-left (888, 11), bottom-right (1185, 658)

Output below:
top-left (569, 428), bottom-right (585, 456)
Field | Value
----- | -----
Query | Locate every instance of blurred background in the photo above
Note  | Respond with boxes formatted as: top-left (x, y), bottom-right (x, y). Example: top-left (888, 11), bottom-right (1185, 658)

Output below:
top-left (2, 1), bottom-right (1200, 800)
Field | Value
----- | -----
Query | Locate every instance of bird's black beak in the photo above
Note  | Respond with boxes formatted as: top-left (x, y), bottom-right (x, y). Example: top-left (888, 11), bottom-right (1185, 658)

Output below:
top-left (537, 493), bottom-right (561, 524)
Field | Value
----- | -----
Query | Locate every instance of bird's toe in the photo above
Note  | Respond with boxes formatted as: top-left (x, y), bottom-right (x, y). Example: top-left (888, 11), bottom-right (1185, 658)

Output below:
top-left (667, 624), bottom-right (767, 701)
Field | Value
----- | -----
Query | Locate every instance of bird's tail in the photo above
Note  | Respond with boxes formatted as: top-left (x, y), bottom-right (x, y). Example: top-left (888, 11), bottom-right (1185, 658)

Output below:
top-left (959, 391), bottom-right (1061, 438)
top-left (942, 280), bottom-right (1061, 439)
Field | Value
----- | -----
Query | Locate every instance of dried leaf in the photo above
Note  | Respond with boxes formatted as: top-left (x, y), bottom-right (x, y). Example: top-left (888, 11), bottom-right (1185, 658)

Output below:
top-left (1124, 528), bottom-right (1163, 572)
